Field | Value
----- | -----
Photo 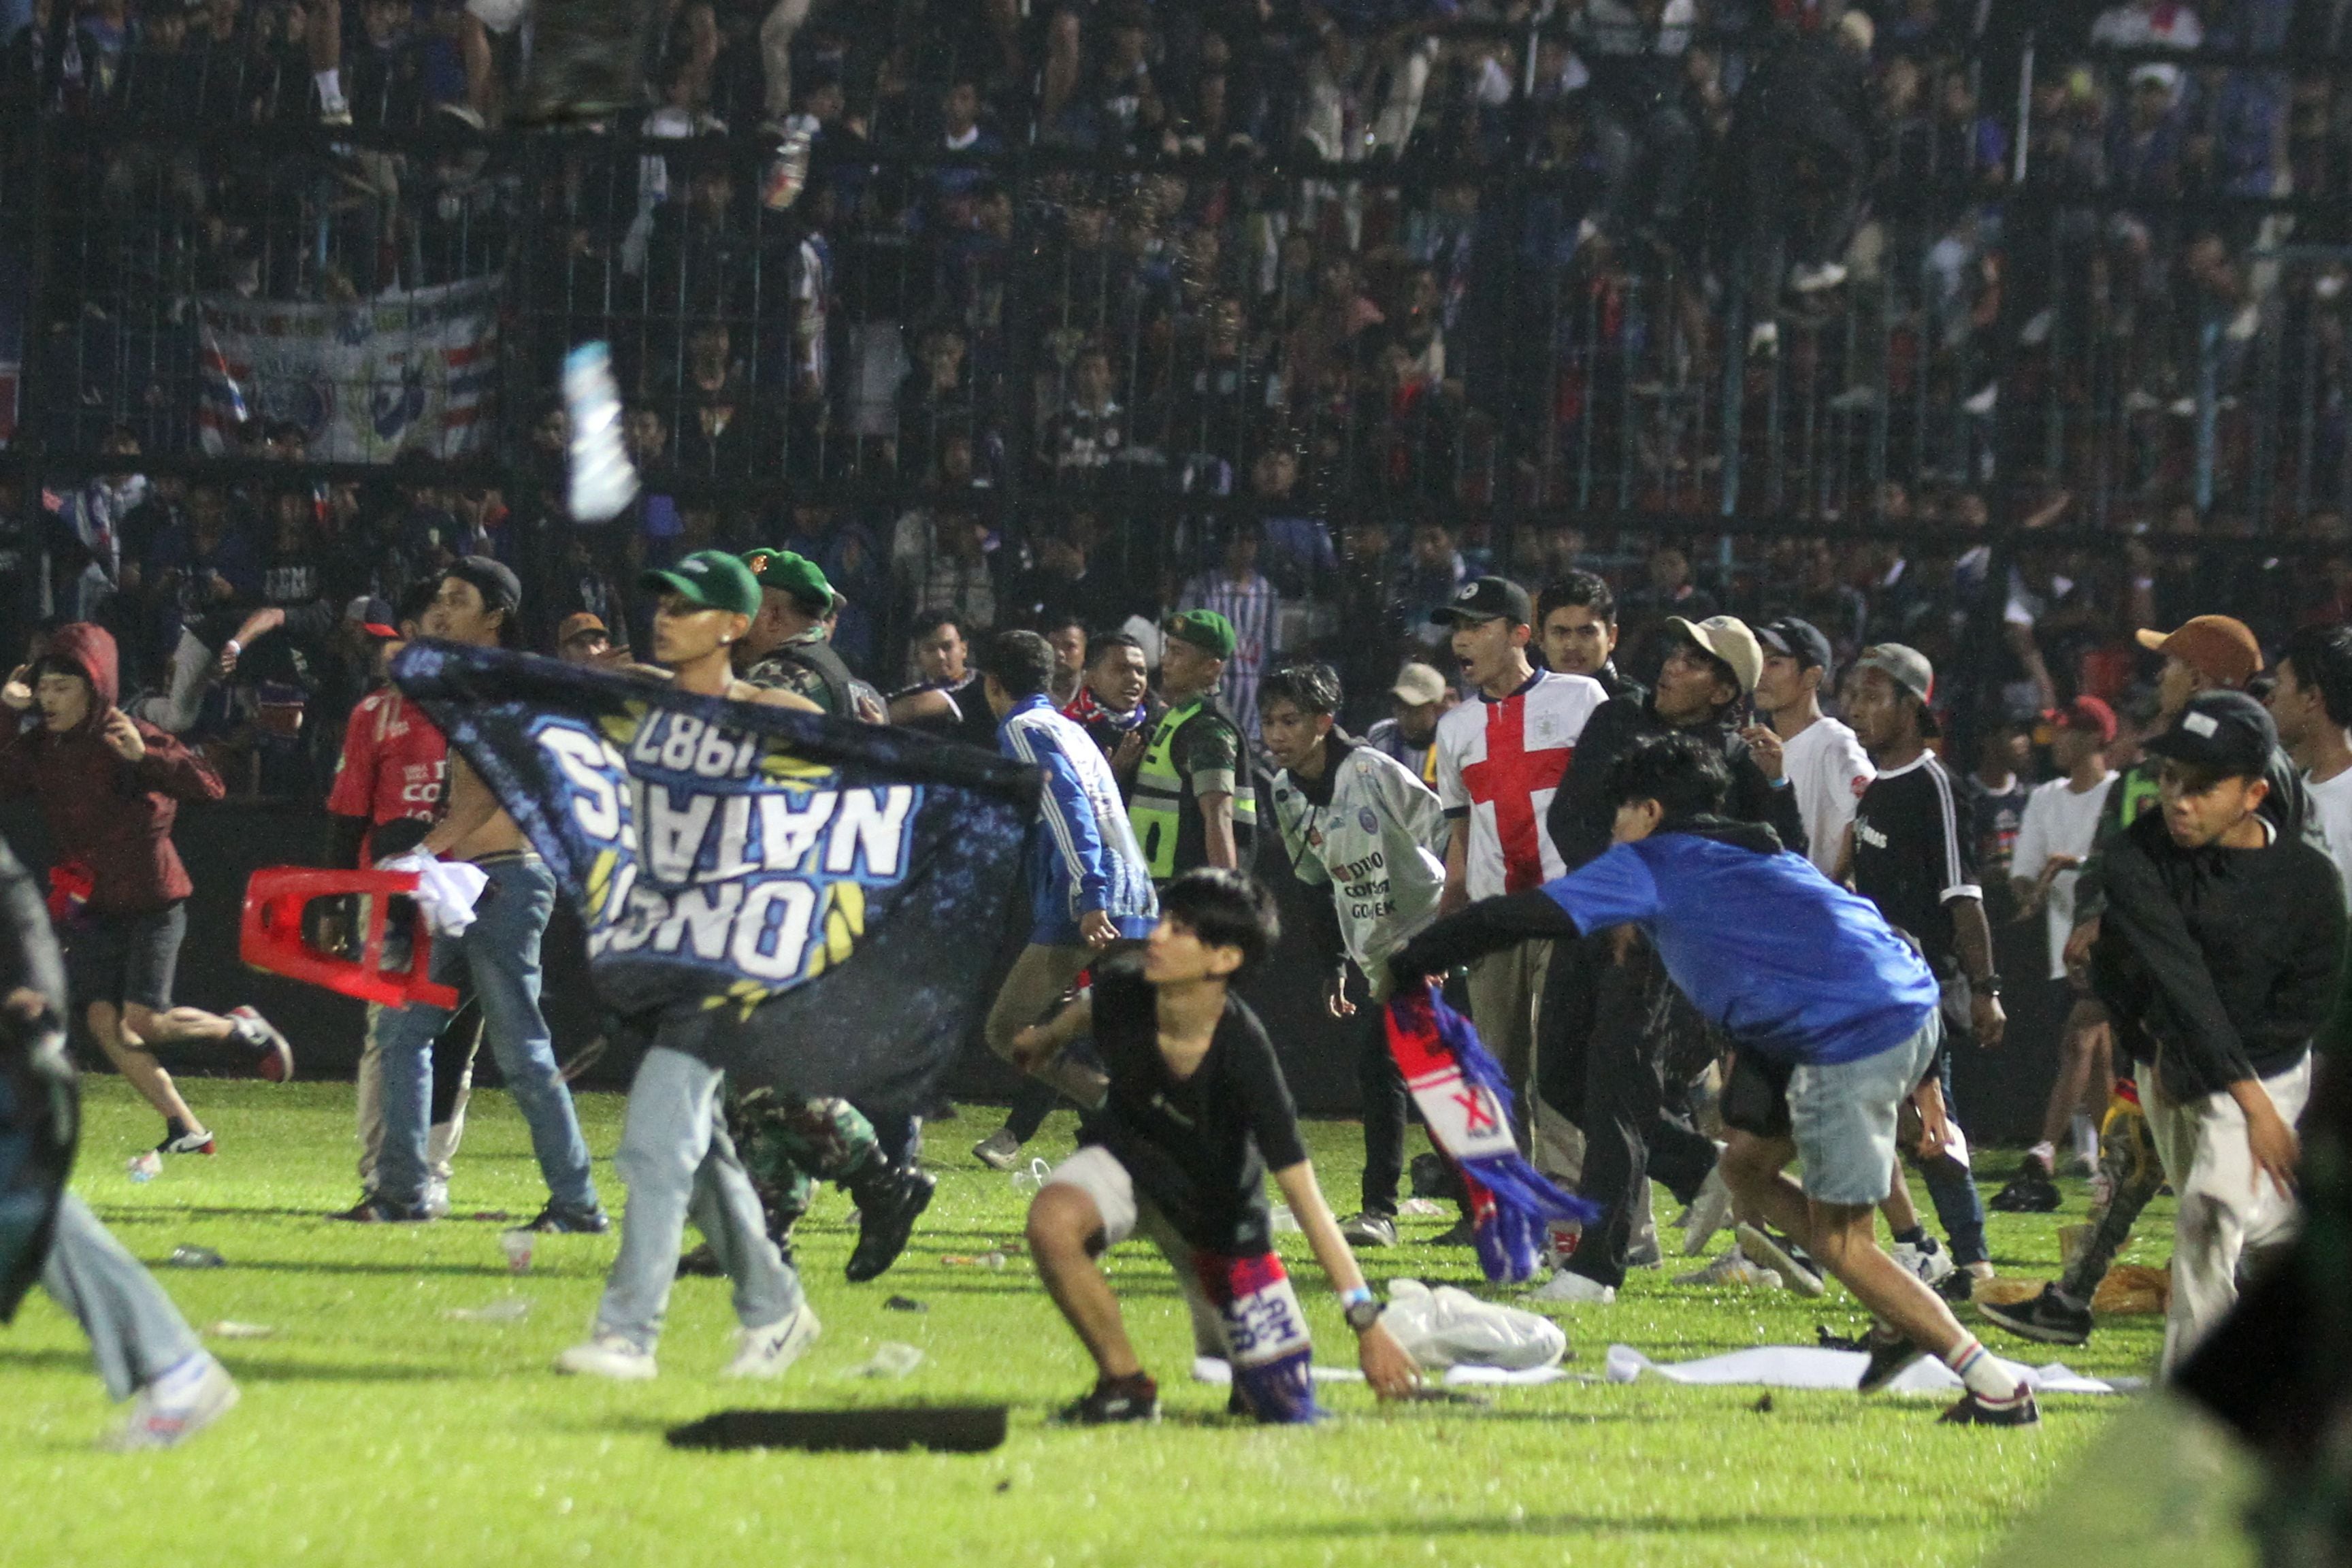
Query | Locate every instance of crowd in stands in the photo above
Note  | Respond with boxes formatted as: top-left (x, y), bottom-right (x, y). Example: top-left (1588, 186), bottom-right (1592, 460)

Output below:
top-left (5, 0), bottom-right (2352, 796)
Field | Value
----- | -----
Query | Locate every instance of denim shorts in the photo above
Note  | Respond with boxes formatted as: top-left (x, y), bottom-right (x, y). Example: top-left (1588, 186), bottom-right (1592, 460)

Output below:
top-left (64, 902), bottom-right (186, 1012)
top-left (1784, 1010), bottom-right (1944, 1207)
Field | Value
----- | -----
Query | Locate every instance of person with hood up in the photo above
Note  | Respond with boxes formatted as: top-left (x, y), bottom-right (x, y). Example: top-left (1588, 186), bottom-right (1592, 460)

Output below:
top-left (0, 622), bottom-right (294, 1157)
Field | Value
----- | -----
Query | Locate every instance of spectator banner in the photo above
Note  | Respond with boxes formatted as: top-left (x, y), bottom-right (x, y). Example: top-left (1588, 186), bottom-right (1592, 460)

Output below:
top-left (197, 278), bottom-right (500, 460)
top-left (392, 642), bottom-right (1039, 1110)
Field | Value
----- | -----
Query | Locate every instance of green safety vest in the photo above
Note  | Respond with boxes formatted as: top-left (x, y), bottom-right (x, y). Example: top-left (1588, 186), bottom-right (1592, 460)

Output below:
top-left (1129, 696), bottom-right (1258, 880)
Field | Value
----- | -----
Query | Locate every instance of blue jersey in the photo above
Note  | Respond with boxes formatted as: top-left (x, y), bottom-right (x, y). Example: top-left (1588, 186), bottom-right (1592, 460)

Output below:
top-left (1542, 832), bottom-right (1938, 1066)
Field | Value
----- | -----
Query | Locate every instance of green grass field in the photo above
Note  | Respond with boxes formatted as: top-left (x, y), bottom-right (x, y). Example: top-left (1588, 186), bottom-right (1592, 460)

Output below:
top-left (0, 1079), bottom-right (2191, 1568)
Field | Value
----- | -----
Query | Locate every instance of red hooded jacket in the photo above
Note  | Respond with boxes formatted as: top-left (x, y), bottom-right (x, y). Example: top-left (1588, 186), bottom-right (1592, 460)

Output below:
top-left (0, 623), bottom-right (223, 914)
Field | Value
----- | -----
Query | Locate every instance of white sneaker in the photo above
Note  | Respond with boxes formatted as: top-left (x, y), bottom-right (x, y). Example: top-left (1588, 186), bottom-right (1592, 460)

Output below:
top-left (1679, 1165), bottom-right (1733, 1256)
top-left (721, 1301), bottom-right (821, 1379)
top-left (555, 1330), bottom-right (657, 1381)
top-left (971, 1127), bottom-right (1022, 1172)
top-left (421, 1179), bottom-right (451, 1220)
top-left (102, 1353), bottom-right (240, 1450)
top-left (1735, 1223), bottom-right (1825, 1298)
top-left (1526, 1269), bottom-right (1615, 1304)
top-left (1671, 1246), bottom-right (1782, 1291)
top-left (1893, 1237), bottom-right (1955, 1286)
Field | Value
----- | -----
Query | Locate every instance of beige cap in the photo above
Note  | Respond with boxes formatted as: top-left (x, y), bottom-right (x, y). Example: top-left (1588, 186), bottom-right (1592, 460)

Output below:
top-left (1665, 615), bottom-right (1763, 697)
top-left (1390, 662), bottom-right (1449, 707)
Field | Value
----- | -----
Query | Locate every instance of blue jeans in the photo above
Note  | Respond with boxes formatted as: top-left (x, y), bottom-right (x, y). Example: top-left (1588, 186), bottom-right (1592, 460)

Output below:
top-left (1915, 1044), bottom-right (1989, 1267)
top-left (376, 855), bottom-right (599, 1213)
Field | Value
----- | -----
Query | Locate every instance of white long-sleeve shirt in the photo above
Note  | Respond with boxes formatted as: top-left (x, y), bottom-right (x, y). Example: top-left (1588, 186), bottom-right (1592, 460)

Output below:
top-left (1271, 737), bottom-right (1450, 981)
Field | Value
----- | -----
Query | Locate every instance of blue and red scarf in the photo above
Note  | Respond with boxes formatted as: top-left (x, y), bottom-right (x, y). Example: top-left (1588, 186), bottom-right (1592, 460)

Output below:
top-left (1384, 980), bottom-right (1602, 1284)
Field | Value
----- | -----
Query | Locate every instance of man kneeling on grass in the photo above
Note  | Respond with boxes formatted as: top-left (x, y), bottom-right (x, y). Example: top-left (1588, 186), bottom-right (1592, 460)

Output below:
top-left (1390, 734), bottom-right (2040, 1426)
top-left (1015, 868), bottom-right (1420, 1423)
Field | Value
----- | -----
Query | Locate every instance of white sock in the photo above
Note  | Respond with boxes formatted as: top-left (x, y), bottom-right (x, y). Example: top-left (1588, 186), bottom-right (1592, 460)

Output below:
top-left (314, 68), bottom-right (342, 101)
top-left (2025, 1141), bottom-right (2055, 1171)
top-left (1943, 1336), bottom-right (2025, 1405)
top-left (2070, 1114), bottom-right (2099, 1166)
top-left (147, 1351), bottom-right (214, 1401)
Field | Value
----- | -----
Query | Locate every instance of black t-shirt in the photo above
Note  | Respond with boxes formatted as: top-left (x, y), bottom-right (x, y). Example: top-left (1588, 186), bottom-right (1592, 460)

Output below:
top-left (1851, 753), bottom-right (1980, 978)
top-left (1080, 957), bottom-right (1308, 1255)
top-left (889, 671), bottom-right (999, 751)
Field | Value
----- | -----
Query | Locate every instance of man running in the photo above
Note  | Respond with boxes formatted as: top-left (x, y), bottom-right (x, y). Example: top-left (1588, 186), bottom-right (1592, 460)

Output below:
top-left (0, 623), bottom-right (292, 1157)
top-left (344, 557), bottom-right (604, 1230)
top-left (557, 550), bottom-right (826, 1382)
top-left (970, 630), bottom-right (1158, 1171)
top-left (1017, 868), bottom-right (1419, 1422)
top-left (1258, 662), bottom-right (1450, 1250)
top-left (1394, 735), bottom-right (2042, 1426)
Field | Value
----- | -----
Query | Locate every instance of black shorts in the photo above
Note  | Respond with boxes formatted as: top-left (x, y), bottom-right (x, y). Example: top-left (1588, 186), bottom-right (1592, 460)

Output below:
top-left (64, 903), bottom-right (186, 1013)
top-left (1720, 1047), bottom-right (1795, 1141)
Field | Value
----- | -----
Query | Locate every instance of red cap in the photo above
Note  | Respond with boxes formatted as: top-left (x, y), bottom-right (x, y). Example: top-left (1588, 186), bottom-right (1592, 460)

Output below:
top-left (2051, 694), bottom-right (2117, 744)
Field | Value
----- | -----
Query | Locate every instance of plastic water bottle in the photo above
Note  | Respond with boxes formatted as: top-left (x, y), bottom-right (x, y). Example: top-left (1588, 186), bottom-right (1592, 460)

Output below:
top-left (126, 1151), bottom-right (162, 1183)
top-left (1009, 1157), bottom-right (1052, 1197)
top-left (167, 1245), bottom-right (225, 1269)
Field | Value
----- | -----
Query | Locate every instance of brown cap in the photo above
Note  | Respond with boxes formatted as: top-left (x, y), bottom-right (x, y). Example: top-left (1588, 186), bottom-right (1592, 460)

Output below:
top-left (2134, 615), bottom-right (2261, 689)
top-left (557, 611), bottom-right (608, 647)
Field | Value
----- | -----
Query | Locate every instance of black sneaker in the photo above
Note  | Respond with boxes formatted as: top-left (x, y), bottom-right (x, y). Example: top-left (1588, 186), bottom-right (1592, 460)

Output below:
top-left (1978, 1285), bottom-right (2093, 1348)
top-left (1989, 1161), bottom-right (2061, 1213)
top-left (331, 1194), bottom-right (430, 1223)
top-left (845, 1166), bottom-right (937, 1283)
top-left (1857, 1328), bottom-right (1927, 1394)
top-left (1939, 1390), bottom-right (2042, 1427)
top-left (1431, 1216), bottom-right (1477, 1247)
top-left (678, 1242), bottom-right (725, 1277)
top-left (1058, 1373), bottom-right (1159, 1424)
top-left (523, 1203), bottom-right (612, 1235)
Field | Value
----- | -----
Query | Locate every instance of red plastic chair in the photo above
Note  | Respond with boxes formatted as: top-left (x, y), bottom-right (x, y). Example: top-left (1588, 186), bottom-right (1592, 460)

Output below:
top-left (240, 868), bottom-right (461, 1010)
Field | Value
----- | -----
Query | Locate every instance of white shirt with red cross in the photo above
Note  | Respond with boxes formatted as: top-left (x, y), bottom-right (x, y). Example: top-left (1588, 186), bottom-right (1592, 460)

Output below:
top-left (1435, 668), bottom-right (1608, 900)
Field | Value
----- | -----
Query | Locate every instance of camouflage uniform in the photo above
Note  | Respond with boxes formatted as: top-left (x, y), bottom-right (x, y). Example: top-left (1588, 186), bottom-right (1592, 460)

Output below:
top-left (721, 1087), bottom-right (885, 1260)
top-left (742, 630), bottom-right (887, 723)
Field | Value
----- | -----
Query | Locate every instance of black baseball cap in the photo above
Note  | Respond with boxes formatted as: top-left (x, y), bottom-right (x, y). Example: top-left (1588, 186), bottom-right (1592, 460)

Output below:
top-left (2143, 689), bottom-right (2277, 779)
top-left (446, 554), bottom-right (522, 614)
top-left (1429, 576), bottom-right (1533, 628)
top-left (1757, 617), bottom-right (1833, 678)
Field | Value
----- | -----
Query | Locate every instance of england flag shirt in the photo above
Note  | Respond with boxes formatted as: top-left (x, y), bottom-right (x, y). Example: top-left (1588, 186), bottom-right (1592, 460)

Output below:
top-left (1435, 668), bottom-right (1608, 899)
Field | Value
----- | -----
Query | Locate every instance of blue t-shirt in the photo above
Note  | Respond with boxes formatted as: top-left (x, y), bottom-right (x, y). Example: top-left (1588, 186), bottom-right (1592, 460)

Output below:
top-left (1543, 834), bottom-right (1938, 1066)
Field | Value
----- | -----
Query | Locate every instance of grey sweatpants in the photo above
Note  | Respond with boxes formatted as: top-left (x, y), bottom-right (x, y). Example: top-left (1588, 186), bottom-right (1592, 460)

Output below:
top-left (593, 1045), bottom-right (802, 1352)
top-left (40, 1192), bottom-right (202, 1400)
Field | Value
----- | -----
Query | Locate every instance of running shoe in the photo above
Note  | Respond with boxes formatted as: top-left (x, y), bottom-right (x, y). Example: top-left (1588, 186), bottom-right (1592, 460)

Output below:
top-left (521, 1202), bottom-right (612, 1235)
top-left (1735, 1222), bottom-right (1824, 1298)
top-left (720, 1300), bottom-right (821, 1379)
top-left (555, 1331), bottom-right (657, 1381)
top-left (1892, 1235), bottom-right (1955, 1286)
top-left (1339, 1212), bottom-right (1399, 1248)
top-left (157, 1127), bottom-right (217, 1156)
top-left (1431, 1216), bottom-right (1477, 1247)
top-left (1678, 1166), bottom-right (1734, 1256)
top-left (227, 1006), bottom-right (295, 1083)
top-left (1939, 1390), bottom-right (2042, 1427)
top-left (1672, 1246), bottom-right (1781, 1290)
top-left (1059, 1373), bottom-right (1159, 1424)
top-left (845, 1166), bottom-right (936, 1283)
top-left (1989, 1160), bottom-right (2061, 1213)
top-left (1856, 1328), bottom-right (1927, 1394)
top-left (971, 1128), bottom-right (1022, 1171)
top-left (101, 1353), bottom-right (239, 1451)
top-left (1978, 1284), bottom-right (2093, 1348)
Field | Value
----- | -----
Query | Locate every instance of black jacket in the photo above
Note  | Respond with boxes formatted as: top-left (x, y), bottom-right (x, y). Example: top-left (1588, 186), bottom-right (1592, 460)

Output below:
top-left (1546, 696), bottom-right (1808, 872)
top-left (2091, 808), bottom-right (2345, 1102)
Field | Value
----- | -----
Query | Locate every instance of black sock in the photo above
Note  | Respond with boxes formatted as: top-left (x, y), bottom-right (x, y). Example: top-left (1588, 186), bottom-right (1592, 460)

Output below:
top-left (164, 1116), bottom-right (190, 1140)
top-left (1893, 1226), bottom-right (1927, 1249)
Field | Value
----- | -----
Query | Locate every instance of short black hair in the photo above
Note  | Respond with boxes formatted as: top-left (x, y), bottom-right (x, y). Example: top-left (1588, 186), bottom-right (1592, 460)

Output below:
top-left (1038, 609), bottom-right (1088, 640)
top-left (395, 578), bottom-right (440, 627)
top-left (2283, 623), bottom-right (2352, 728)
top-left (1089, 632), bottom-right (1144, 666)
top-left (1158, 868), bottom-right (1280, 977)
top-left (1535, 571), bottom-right (1616, 628)
top-left (911, 610), bottom-right (965, 644)
top-left (979, 629), bottom-right (1056, 699)
top-left (1258, 661), bottom-right (1341, 719)
top-left (1605, 733), bottom-right (1730, 821)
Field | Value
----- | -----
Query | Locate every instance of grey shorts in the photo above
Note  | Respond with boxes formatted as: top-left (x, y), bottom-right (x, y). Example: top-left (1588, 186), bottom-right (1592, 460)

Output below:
top-left (1043, 1145), bottom-right (1230, 1359)
top-left (1785, 1011), bottom-right (1943, 1207)
top-left (63, 902), bottom-right (185, 1013)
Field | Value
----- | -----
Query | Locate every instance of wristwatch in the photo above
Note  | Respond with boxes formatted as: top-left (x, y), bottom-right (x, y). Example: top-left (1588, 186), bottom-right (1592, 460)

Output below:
top-left (1973, 975), bottom-right (2004, 998)
top-left (1341, 1287), bottom-right (1384, 1333)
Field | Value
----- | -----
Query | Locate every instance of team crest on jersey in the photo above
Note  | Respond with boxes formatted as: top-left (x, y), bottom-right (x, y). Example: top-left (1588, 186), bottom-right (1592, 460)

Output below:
top-left (1358, 806), bottom-right (1379, 834)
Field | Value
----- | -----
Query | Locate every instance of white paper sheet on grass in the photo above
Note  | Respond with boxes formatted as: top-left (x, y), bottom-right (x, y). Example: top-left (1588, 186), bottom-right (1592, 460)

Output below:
top-left (1603, 1343), bottom-right (2129, 1396)
top-left (1191, 1356), bottom-right (1569, 1389)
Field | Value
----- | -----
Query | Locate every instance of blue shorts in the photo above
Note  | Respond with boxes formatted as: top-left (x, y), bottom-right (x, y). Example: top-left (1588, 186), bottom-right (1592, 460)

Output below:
top-left (1784, 1011), bottom-right (1943, 1207)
